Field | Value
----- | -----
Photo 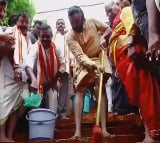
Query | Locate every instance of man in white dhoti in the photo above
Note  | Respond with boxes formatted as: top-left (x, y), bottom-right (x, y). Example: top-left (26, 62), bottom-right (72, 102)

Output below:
top-left (0, 0), bottom-right (25, 142)
top-left (0, 11), bottom-right (33, 142)
top-left (5, 12), bottom-right (35, 84)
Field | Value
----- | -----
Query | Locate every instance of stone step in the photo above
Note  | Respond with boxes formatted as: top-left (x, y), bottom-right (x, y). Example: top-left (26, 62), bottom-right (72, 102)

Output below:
top-left (14, 113), bottom-right (144, 142)
top-left (15, 132), bottom-right (144, 143)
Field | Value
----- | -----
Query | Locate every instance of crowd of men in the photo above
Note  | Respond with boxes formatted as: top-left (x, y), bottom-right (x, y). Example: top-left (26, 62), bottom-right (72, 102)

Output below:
top-left (0, 0), bottom-right (160, 142)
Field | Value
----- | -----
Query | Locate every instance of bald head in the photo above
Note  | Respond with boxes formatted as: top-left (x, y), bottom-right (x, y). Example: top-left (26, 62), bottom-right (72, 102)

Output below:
top-left (104, 0), bottom-right (114, 11)
top-left (105, 0), bottom-right (130, 10)
top-left (105, 0), bottom-right (121, 24)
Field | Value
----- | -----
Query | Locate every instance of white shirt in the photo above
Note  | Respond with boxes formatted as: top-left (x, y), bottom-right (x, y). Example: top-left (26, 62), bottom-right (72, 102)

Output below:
top-left (5, 26), bottom-right (34, 81)
top-left (0, 27), bottom-right (14, 79)
top-left (25, 42), bottom-right (38, 69)
top-left (5, 27), bottom-right (33, 66)
top-left (54, 31), bottom-right (75, 73)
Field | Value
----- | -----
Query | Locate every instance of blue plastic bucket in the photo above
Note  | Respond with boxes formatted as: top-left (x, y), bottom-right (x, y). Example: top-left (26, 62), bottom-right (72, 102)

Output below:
top-left (26, 108), bottom-right (58, 141)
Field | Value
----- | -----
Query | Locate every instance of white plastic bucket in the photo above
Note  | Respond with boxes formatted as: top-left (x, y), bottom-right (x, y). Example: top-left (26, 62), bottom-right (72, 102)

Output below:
top-left (26, 108), bottom-right (58, 141)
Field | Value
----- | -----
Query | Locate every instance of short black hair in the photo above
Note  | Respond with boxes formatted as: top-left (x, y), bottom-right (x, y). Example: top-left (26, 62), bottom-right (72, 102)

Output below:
top-left (0, 0), bottom-right (7, 5)
top-left (68, 6), bottom-right (85, 20)
top-left (39, 23), bottom-right (51, 31)
top-left (33, 20), bottom-right (43, 27)
top-left (56, 18), bottom-right (65, 25)
top-left (17, 12), bottom-right (29, 21)
top-left (39, 23), bottom-right (53, 36)
top-left (8, 14), bottom-right (17, 26)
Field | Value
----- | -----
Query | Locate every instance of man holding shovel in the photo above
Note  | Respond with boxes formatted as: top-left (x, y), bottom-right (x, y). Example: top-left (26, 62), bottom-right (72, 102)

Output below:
top-left (66, 6), bottom-right (112, 139)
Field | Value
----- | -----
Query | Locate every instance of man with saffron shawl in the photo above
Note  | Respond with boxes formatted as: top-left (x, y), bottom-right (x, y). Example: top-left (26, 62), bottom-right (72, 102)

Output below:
top-left (0, 1), bottom-right (35, 142)
top-left (105, 0), bottom-right (160, 142)
top-left (25, 23), bottom-right (66, 113)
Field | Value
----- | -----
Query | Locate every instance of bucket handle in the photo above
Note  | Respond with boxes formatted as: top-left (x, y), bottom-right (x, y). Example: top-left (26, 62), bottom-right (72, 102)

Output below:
top-left (26, 114), bottom-right (58, 123)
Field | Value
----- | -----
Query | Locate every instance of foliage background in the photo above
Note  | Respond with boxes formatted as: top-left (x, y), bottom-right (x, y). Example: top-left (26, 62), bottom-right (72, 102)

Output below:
top-left (2, 0), bottom-right (36, 26)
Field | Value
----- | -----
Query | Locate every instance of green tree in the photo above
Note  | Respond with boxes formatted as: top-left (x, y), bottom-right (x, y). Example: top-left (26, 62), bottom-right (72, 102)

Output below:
top-left (2, 0), bottom-right (36, 26)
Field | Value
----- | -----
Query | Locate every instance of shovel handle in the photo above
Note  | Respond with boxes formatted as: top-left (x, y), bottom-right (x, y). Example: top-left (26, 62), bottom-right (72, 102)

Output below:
top-left (96, 50), bottom-right (105, 125)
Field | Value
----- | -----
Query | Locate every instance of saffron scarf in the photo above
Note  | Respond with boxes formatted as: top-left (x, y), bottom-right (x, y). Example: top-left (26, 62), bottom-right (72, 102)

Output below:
top-left (11, 26), bottom-right (29, 64)
top-left (37, 41), bottom-right (60, 94)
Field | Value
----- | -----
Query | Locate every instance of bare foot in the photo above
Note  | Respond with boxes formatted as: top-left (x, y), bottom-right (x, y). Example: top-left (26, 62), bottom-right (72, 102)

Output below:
top-left (137, 136), bottom-right (158, 143)
top-left (0, 138), bottom-right (15, 142)
top-left (68, 131), bottom-right (82, 140)
top-left (68, 135), bottom-right (82, 140)
top-left (102, 130), bottom-right (115, 138)
top-left (7, 137), bottom-right (15, 142)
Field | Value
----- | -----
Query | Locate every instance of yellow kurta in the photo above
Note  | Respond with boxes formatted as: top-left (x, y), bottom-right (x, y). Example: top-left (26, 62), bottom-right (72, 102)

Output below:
top-left (66, 19), bottom-right (112, 91)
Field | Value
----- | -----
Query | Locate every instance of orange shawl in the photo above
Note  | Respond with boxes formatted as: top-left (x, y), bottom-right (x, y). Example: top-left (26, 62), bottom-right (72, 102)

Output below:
top-left (37, 41), bottom-right (60, 94)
